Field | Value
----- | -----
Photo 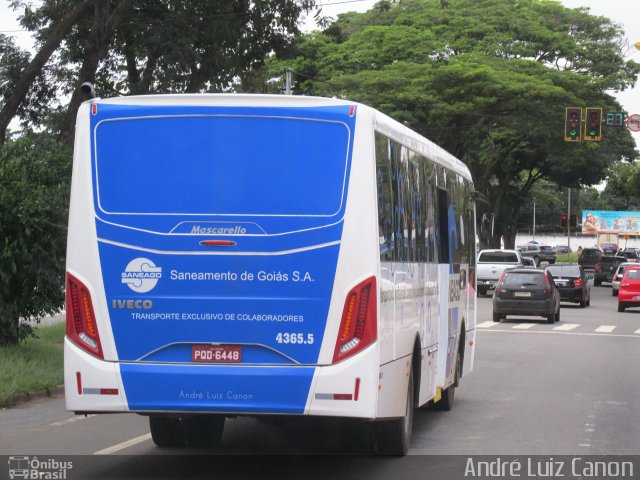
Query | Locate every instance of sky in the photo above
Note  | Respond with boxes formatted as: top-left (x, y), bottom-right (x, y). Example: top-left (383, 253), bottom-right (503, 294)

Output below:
top-left (0, 0), bottom-right (639, 140)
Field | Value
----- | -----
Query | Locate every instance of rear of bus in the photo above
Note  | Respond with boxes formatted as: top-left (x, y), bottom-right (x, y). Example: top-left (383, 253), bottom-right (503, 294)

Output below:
top-left (64, 95), bottom-right (381, 439)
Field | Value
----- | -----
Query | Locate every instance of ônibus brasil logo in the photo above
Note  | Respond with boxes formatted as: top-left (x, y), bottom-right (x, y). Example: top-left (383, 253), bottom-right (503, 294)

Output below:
top-left (122, 258), bottom-right (162, 293)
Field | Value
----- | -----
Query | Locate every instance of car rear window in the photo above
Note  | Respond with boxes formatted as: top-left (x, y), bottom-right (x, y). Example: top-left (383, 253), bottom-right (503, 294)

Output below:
top-left (502, 272), bottom-right (545, 287)
top-left (601, 256), bottom-right (624, 263)
top-left (478, 252), bottom-right (520, 263)
top-left (626, 270), bottom-right (640, 280)
top-left (582, 249), bottom-right (601, 257)
top-left (547, 265), bottom-right (580, 277)
top-left (540, 246), bottom-right (554, 253)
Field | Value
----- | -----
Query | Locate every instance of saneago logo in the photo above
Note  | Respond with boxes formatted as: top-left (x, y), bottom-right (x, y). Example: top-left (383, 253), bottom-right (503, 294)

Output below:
top-left (122, 258), bottom-right (162, 293)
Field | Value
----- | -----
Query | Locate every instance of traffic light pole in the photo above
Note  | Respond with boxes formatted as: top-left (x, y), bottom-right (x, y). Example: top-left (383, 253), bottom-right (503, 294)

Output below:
top-left (567, 188), bottom-right (571, 247)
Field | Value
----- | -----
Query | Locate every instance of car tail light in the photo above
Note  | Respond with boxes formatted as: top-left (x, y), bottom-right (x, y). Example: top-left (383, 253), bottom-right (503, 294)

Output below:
top-left (544, 273), bottom-right (551, 294)
top-left (494, 270), bottom-right (508, 294)
top-left (66, 273), bottom-right (103, 359)
top-left (574, 278), bottom-right (583, 288)
top-left (333, 277), bottom-right (377, 363)
top-left (595, 265), bottom-right (601, 273)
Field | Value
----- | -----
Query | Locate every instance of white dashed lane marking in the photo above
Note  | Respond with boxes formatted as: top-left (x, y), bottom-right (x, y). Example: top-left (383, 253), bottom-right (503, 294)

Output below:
top-left (512, 323), bottom-right (536, 330)
top-left (477, 321), bottom-right (498, 328)
top-left (594, 325), bottom-right (616, 333)
top-left (553, 323), bottom-right (580, 331)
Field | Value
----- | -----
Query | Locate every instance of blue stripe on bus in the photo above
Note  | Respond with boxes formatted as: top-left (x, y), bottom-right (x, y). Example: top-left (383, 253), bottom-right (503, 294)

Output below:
top-left (119, 363), bottom-right (315, 414)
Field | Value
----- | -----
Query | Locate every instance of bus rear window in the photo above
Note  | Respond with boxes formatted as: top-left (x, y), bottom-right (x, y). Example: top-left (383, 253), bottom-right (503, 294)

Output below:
top-left (94, 115), bottom-right (350, 217)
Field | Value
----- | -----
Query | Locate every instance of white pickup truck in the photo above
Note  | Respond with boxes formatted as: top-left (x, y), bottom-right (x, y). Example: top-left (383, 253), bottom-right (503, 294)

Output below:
top-left (476, 249), bottom-right (523, 296)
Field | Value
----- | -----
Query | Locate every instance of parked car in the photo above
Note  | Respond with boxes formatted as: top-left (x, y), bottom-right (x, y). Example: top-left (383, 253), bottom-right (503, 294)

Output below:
top-left (520, 244), bottom-right (556, 265)
top-left (593, 255), bottom-right (626, 286)
top-left (554, 245), bottom-right (572, 254)
top-left (600, 242), bottom-right (618, 255)
top-left (546, 264), bottom-right (591, 307)
top-left (612, 262), bottom-right (638, 297)
top-left (617, 266), bottom-right (640, 312)
top-left (492, 267), bottom-right (560, 323)
top-left (578, 248), bottom-right (603, 270)
top-left (521, 256), bottom-right (536, 267)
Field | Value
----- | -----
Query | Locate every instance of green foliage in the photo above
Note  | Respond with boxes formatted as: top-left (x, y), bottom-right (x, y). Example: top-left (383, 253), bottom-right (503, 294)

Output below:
top-left (267, 0), bottom-right (639, 247)
top-left (602, 161), bottom-right (640, 210)
top-left (0, 34), bottom-right (56, 130)
top-left (0, 133), bottom-right (70, 345)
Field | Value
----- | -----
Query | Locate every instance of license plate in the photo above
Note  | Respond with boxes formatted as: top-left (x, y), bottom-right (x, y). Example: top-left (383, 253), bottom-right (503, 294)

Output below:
top-left (192, 345), bottom-right (242, 363)
top-left (556, 282), bottom-right (566, 287)
top-left (514, 291), bottom-right (532, 297)
top-left (635, 296), bottom-right (640, 301)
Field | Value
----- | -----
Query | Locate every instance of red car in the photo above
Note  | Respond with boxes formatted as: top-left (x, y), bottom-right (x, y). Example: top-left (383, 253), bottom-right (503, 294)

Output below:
top-left (617, 266), bottom-right (640, 312)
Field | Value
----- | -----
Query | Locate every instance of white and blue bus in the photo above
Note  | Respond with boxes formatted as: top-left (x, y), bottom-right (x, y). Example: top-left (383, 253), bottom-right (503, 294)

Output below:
top-left (65, 94), bottom-right (477, 454)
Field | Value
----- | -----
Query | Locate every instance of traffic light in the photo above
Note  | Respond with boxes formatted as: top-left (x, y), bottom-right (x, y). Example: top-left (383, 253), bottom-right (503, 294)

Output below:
top-left (564, 107), bottom-right (582, 142)
top-left (584, 107), bottom-right (602, 141)
top-left (570, 213), bottom-right (577, 228)
top-left (561, 214), bottom-right (568, 227)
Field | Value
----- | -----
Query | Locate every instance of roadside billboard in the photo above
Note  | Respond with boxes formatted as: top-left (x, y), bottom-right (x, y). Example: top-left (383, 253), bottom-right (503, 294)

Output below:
top-left (582, 210), bottom-right (640, 235)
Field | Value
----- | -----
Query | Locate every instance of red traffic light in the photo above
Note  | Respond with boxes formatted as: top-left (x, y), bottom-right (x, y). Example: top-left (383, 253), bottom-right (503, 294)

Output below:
top-left (561, 214), bottom-right (568, 227)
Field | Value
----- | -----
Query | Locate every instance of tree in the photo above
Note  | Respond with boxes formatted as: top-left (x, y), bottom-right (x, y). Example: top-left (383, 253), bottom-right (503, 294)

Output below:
top-left (0, 0), bottom-right (98, 145)
top-left (1, 0), bottom-right (317, 146)
top-left (0, 133), bottom-right (70, 345)
top-left (266, 0), bottom-right (639, 247)
top-left (603, 161), bottom-right (640, 211)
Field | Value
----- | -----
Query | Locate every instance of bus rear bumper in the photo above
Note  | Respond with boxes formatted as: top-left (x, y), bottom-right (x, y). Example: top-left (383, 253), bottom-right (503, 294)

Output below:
top-left (65, 338), bottom-right (379, 418)
top-left (64, 338), bottom-right (127, 412)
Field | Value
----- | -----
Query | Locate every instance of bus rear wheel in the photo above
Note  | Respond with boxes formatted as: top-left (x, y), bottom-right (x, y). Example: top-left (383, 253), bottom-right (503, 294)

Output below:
top-left (149, 416), bottom-right (187, 448)
top-left (374, 365), bottom-right (414, 455)
top-left (183, 415), bottom-right (225, 447)
top-left (149, 415), bottom-right (225, 448)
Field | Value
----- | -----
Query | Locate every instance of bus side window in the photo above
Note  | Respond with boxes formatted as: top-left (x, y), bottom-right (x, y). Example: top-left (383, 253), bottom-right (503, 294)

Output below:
top-left (375, 133), bottom-right (394, 262)
top-left (437, 187), bottom-right (449, 265)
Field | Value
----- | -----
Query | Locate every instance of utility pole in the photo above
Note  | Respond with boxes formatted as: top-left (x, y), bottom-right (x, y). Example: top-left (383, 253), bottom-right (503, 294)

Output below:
top-left (533, 196), bottom-right (536, 240)
top-left (567, 188), bottom-right (571, 247)
top-left (285, 68), bottom-right (292, 95)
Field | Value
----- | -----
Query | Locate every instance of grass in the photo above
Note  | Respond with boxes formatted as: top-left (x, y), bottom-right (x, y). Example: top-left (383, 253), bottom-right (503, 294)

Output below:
top-left (0, 322), bottom-right (65, 407)
top-left (555, 252), bottom-right (580, 263)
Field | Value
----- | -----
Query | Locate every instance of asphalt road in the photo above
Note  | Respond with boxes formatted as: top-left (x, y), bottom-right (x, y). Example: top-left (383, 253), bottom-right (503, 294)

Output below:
top-left (1, 282), bottom-right (639, 479)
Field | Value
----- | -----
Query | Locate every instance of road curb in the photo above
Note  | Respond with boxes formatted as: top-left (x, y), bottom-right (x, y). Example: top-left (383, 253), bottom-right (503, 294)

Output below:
top-left (3, 385), bottom-right (64, 409)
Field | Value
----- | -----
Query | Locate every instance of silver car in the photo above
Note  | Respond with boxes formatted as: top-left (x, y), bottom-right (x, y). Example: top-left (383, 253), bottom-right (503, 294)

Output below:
top-left (611, 262), bottom-right (638, 296)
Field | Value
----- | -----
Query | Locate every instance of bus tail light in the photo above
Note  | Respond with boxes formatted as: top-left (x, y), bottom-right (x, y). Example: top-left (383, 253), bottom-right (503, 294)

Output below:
top-left (66, 273), bottom-right (103, 359)
top-left (333, 277), bottom-right (377, 363)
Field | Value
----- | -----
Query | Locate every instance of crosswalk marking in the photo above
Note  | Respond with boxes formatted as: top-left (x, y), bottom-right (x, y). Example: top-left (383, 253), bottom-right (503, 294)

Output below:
top-left (553, 323), bottom-right (580, 331)
top-left (512, 323), bottom-right (536, 330)
top-left (477, 321), bottom-right (498, 328)
top-left (594, 325), bottom-right (616, 333)
top-left (477, 321), bottom-right (639, 336)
